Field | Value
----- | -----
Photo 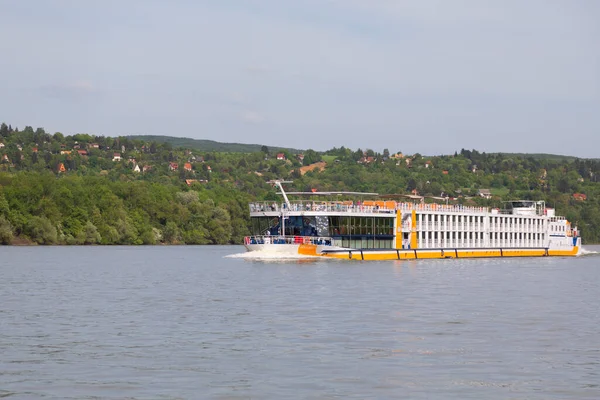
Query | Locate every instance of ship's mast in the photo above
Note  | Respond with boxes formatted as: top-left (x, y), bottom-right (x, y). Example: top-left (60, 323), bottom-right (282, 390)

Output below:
top-left (270, 180), bottom-right (293, 209)
top-left (270, 180), bottom-right (293, 236)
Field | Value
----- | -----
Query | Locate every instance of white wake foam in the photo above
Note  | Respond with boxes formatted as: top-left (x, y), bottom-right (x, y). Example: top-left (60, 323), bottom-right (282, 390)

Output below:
top-left (579, 247), bottom-right (599, 256)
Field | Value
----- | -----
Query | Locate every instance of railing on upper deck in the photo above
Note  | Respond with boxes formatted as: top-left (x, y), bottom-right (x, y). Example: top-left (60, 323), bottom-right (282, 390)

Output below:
top-left (244, 235), bottom-right (334, 246)
top-left (249, 201), bottom-right (490, 215)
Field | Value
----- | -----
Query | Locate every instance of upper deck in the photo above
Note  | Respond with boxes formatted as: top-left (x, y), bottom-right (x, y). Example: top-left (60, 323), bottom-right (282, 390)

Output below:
top-left (249, 200), bottom-right (491, 216)
top-left (251, 182), bottom-right (551, 218)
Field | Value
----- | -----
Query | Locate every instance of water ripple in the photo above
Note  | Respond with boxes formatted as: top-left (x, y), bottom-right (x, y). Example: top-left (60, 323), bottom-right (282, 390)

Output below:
top-left (1, 245), bottom-right (599, 399)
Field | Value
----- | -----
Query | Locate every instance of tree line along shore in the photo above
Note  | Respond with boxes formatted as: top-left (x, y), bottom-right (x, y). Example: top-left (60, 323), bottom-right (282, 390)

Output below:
top-left (1, 123), bottom-right (599, 245)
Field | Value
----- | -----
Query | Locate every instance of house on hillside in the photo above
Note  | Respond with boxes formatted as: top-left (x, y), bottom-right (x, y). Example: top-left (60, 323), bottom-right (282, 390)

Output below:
top-left (0, 142), bottom-right (5, 149)
top-left (60, 150), bottom-right (71, 155)
top-left (1, 154), bottom-right (9, 163)
top-left (57, 163), bottom-right (66, 173)
top-left (276, 153), bottom-right (286, 160)
top-left (133, 164), bottom-right (141, 173)
top-left (112, 153), bottom-right (121, 162)
top-left (183, 162), bottom-right (193, 172)
top-left (142, 165), bottom-right (152, 173)
top-left (77, 150), bottom-right (88, 156)
top-left (169, 162), bottom-right (178, 171)
top-left (478, 189), bottom-right (492, 199)
top-left (573, 193), bottom-right (587, 201)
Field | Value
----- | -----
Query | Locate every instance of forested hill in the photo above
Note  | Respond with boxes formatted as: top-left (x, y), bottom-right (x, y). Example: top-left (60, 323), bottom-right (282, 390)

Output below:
top-left (126, 135), bottom-right (301, 153)
top-left (1, 122), bottom-right (600, 245)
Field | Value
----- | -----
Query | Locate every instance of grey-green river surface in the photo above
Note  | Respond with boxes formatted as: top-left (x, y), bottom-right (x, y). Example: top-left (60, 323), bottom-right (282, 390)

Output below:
top-left (1, 245), bottom-right (599, 399)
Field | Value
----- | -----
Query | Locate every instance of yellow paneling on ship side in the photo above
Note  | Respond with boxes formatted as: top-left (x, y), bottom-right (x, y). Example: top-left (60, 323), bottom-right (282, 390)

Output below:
top-left (410, 209), bottom-right (417, 249)
top-left (395, 209), bottom-right (402, 249)
top-left (321, 247), bottom-right (579, 260)
top-left (298, 244), bottom-right (318, 256)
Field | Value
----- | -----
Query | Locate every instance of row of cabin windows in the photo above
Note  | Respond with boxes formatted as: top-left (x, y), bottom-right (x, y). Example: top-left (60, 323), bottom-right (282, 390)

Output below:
top-left (550, 224), bottom-right (566, 232)
top-left (490, 216), bottom-right (543, 227)
top-left (491, 233), bottom-right (544, 240)
top-left (420, 232), bottom-right (545, 240)
top-left (421, 231), bottom-right (484, 240)
top-left (417, 214), bottom-right (485, 223)
top-left (419, 231), bottom-right (545, 247)
top-left (417, 214), bottom-right (544, 227)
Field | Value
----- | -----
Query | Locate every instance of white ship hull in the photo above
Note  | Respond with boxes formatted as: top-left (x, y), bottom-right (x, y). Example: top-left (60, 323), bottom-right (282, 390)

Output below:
top-left (244, 182), bottom-right (582, 261)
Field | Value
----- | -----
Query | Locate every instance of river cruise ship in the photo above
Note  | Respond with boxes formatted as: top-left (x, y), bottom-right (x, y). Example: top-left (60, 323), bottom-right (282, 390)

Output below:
top-left (244, 181), bottom-right (581, 260)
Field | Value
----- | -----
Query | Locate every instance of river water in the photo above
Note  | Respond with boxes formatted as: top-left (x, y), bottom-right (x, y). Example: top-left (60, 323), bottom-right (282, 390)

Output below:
top-left (1, 245), bottom-right (599, 399)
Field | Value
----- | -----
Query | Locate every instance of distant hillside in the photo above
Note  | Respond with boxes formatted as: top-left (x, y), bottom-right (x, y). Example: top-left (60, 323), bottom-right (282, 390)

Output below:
top-left (127, 135), bottom-right (302, 154)
top-left (490, 153), bottom-right (595, 162)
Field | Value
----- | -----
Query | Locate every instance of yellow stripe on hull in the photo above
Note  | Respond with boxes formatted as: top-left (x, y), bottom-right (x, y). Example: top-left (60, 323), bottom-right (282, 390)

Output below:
top-left (320, 247), bottom-right (579, 260)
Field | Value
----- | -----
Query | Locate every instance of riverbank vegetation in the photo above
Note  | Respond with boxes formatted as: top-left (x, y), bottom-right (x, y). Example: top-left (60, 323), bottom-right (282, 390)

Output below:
top-left (1, 122), bottom-right (599, 244)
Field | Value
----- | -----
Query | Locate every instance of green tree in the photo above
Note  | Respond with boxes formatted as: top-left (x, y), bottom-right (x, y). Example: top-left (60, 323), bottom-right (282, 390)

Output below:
top-left (26, 216), bottom-right (58, 244)
top-left (0, 216), bottom-right (13, 244)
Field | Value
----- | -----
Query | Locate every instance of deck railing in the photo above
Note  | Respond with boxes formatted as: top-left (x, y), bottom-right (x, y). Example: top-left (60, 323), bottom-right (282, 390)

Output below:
top-left (244, 235), bottom-right (334, 246)
top-left (249, 201), bottom-right (493, 215)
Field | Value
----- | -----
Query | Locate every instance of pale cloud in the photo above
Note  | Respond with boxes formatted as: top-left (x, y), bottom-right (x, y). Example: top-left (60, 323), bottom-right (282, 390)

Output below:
top-left (0, 0), bottom-right (598, 157)
top-left (240, 110), bottom-right (265, 124)
top-left (229, 92), bottom-right (246, 104)
top-left (39, 80), bottom-right (96, 100)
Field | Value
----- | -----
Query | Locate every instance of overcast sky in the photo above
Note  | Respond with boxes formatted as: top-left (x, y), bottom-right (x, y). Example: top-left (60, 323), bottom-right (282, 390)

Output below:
top-left (1, 0), bottom-right (599, 157)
